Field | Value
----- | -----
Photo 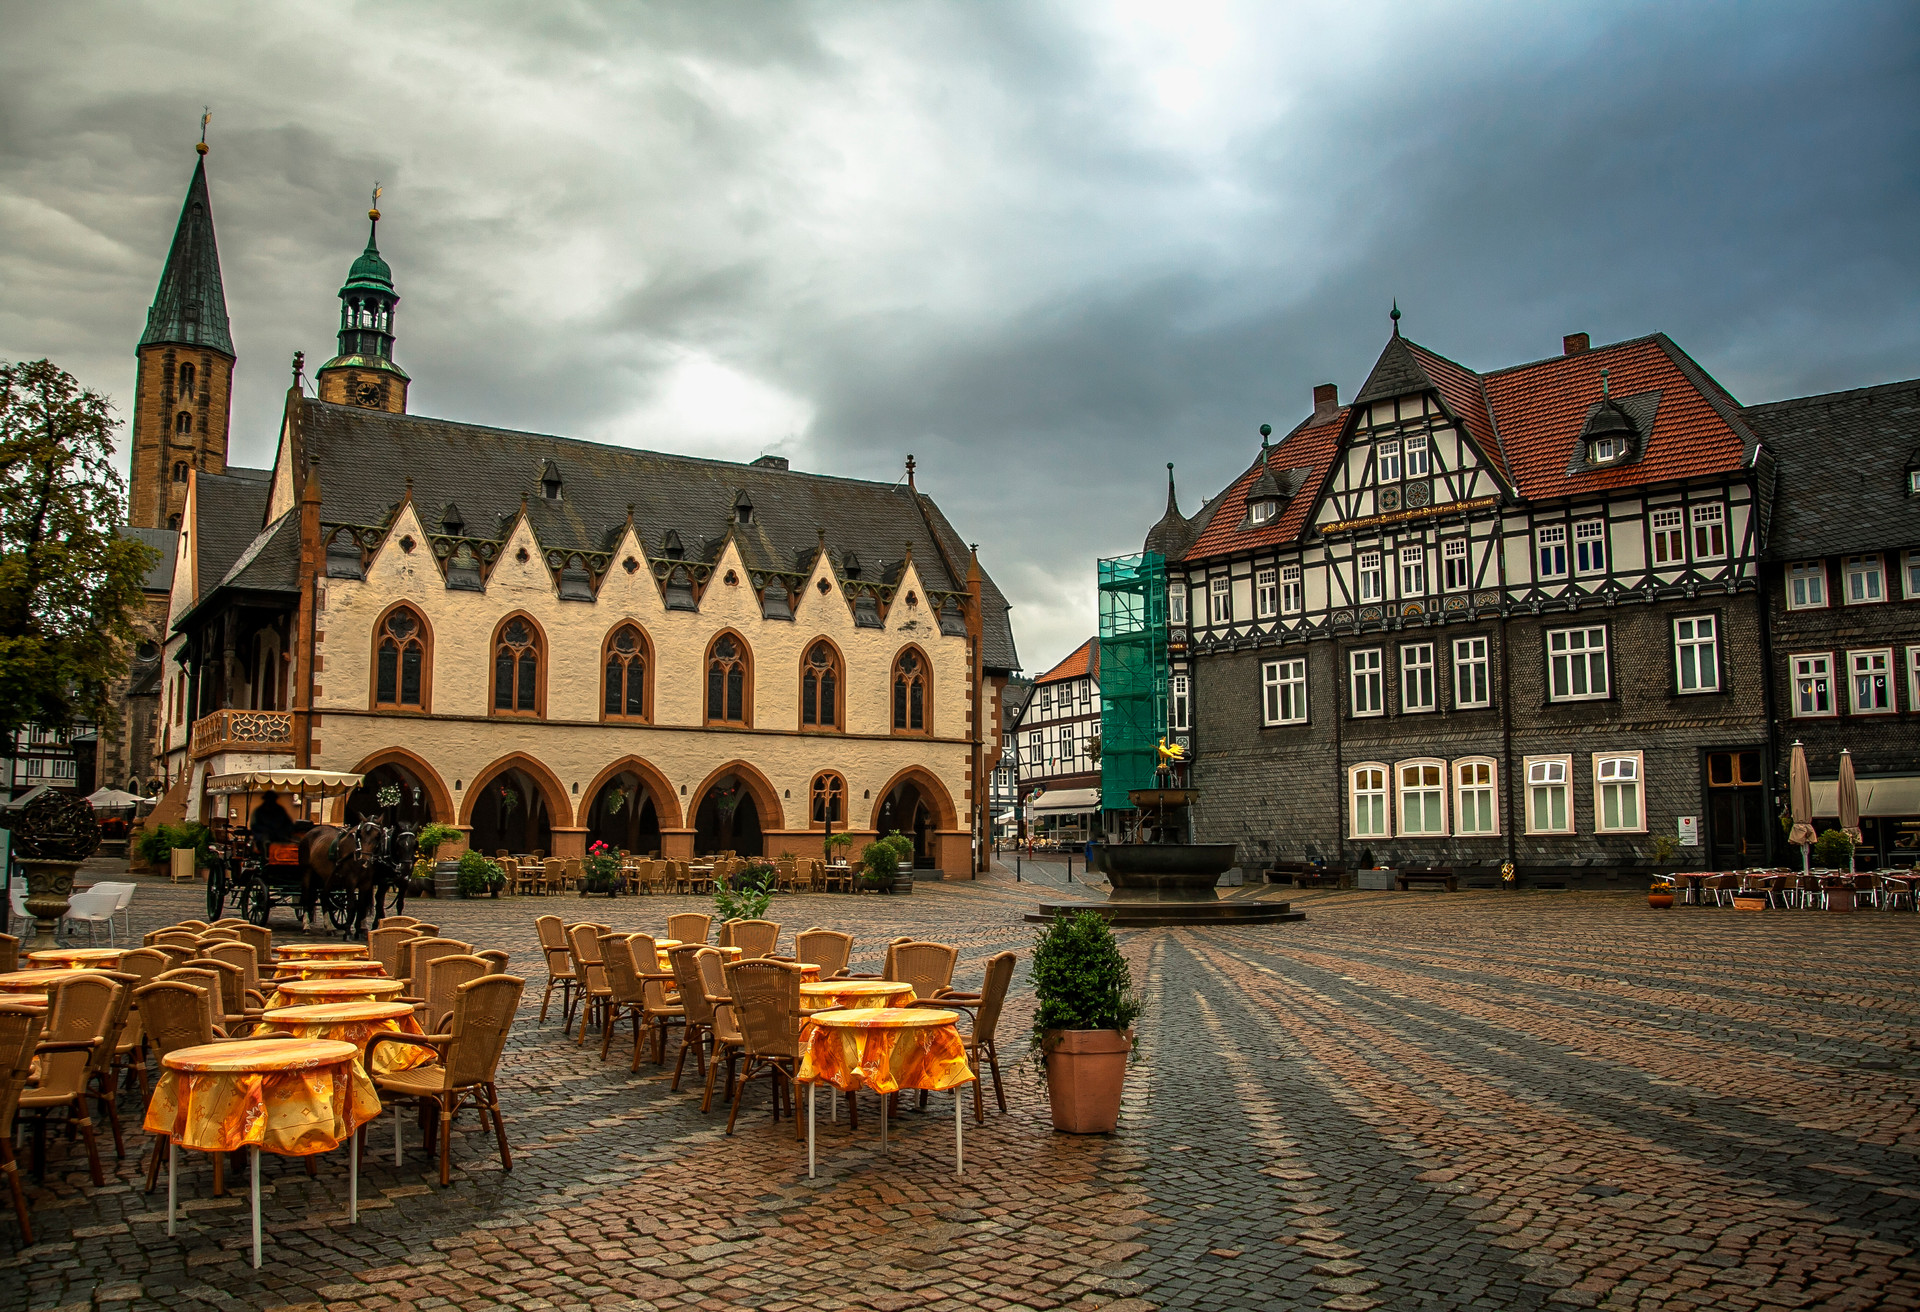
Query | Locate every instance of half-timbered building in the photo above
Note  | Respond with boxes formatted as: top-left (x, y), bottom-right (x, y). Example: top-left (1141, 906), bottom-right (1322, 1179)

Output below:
top-left (1147, 323), bottom-right (1777, 886)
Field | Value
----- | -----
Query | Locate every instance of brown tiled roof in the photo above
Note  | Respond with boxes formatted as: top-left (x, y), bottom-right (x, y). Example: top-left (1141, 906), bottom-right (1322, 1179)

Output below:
top-left (1404, 342), bottom-right (1508, 483)
top-left (1036, 638), bottom-right (1098, 686)
top-left (1182, 410), bottom-right (1346, 559)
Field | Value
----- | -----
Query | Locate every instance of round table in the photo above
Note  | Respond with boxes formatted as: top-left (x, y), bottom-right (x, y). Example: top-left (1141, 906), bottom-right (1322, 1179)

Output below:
top-left (257, 1001), bottom-right (431, 1075)
top-left (265, 977), bottom-right (407, 1011)
top-left (0, 968), bottom-right (94, 997)
top-left (25, 948), bottom-right (125, 970)
top-left (270, 960), bottom-right (390, 982)
top-left (145, 1037), bottom-right (381, 1266)
top-left (799, 1007), bottom-right (974, 1178)
top-left (799, 980), bottom-right (915, 1012)
top-left (274, 943), bottom-right (369, 962)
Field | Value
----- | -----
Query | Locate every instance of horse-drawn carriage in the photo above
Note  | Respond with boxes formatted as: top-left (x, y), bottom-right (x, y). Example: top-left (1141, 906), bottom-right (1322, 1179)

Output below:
top-left (204, 769), bottom-right (415, 938)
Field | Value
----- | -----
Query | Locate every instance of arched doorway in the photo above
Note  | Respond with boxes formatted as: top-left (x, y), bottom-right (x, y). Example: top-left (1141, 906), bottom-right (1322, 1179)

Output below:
top-left (587, 771), bottom-right (663, 856)
top-left (876, 779), bottom-right (938, 868)
top-left (345, 761), bottom-right (439, 829)
top-left (468, 766), bottom-right (555, 857)
top-left (694, 774), bottom-right (764, 857)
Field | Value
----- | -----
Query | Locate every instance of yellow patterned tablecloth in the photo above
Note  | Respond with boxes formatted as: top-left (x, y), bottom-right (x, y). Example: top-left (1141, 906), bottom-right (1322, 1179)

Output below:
top-left (273, 944), bottom-right (369, 961)
top-left (256, 1001), bottom-right (434, 1076)
top-left (0, 969), bottom-right (92, 996)
top-left (144, 1038), bottom-right (381, 1156)
top-left (799, 1007), bottom-right (973, 1095)
top-left (269, 960), bottom-right (390, 982)
top-left (265, 977), bottom-right (406, 1011)
top-left (798, 981), bottom-right (915, 1012)
top-left (25, 949), bottom-right (125, 970)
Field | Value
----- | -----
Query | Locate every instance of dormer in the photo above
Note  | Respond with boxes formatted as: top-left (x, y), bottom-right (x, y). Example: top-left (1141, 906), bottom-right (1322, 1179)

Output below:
top-left (1906, 447), bottom-right (1920, 496)
top-left (1581, 399), bottom-right (1636, 467)
top-left (842, 551), bottom-right (862, 580)
top-left (1245, 465), bottom-right (1286, 527)
top-left (662, 529), bottom-right (685, 560)
top-left (440, 501), bottom-right (465, 536)
top-left (539, 458), bottom-right (562, 501)
top-left (733, 490), bottom-right (754, 526)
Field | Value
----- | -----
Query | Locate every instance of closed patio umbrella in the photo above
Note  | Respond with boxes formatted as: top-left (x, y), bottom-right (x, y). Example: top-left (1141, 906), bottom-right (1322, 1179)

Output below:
top-left (1837, 748), bottom-right (1863, 874)
top-left (1788, 740), bottom-right (1817, 877)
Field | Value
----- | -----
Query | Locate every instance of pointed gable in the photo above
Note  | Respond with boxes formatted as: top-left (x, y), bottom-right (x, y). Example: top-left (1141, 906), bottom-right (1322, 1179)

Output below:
top-left (1353, 335), bottom-right (1435, 407)
top-left (1402, 341), bottom-right (1509, 483)
top-left (141, 156), bottom-right (233, 356)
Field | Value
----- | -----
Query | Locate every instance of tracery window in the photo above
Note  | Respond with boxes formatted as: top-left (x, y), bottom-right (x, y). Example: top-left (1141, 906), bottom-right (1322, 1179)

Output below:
top-left (178, 363), bottom-right (196, 394)
top-left (706, 633), bottom-right (750, 724)
top-left (373, 606), bottom-right (427, 709)
top-left (492, 617), bottom-right (541, 715)
top-left (602, 624), bottom-right (649, 720)
top-left (801, 640), bottom-right (842, 730)
top-left (892, 648), bottom-right (929, 733)
top-left (810, 772), bottom-right (845, 827)
top-left (175, 411), bottom-right (193, 435)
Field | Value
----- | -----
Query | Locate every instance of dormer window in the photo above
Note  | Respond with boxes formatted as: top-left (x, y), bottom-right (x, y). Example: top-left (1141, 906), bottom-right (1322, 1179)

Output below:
top-left (540, 459), bottom-right (562, 501)
top-left (1908, 468), bottom-right (1920, 495)
top-left (440, 502), bottom-right (465, 537)
top-left (734, 491), bottom-right (754, 526)
top-left (1249, 499), bottom-right (1278, 524)
top-left (663, 529), bottom-right (684, 560)
top-left (1580, 396), bottom-right (1637, 467)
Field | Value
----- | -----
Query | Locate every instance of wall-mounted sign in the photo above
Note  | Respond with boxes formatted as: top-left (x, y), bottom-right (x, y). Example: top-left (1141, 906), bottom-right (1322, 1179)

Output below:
top-left (1677, 815), bottom-right (1699, 847)
top-left (1319, 495), bottom-right (1500, 537)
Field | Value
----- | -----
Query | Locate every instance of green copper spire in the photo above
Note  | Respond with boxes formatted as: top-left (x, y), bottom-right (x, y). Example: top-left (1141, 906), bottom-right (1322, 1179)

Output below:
top-left (323, 185), bottom-right (407, 380)
top-left (140, 153), bottom-right (234, 356)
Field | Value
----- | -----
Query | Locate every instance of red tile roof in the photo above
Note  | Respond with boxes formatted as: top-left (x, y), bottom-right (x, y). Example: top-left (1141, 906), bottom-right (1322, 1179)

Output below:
top-left (1404, 342), bottom-right (1508, 484)
top-left (1182, 409), bottom-right (1347, 559)
top-left (1036, 638), bottom-right (1098, 686)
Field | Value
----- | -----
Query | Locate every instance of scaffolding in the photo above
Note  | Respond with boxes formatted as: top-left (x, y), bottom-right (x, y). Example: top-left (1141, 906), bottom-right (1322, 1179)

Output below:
top-left (1098, 552), bottom-right (1168, 811)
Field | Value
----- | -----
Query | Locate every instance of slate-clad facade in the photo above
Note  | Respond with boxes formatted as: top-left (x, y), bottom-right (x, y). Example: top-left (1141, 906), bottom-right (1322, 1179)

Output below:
top-left (1151, 326), bottom-right (1779, 885)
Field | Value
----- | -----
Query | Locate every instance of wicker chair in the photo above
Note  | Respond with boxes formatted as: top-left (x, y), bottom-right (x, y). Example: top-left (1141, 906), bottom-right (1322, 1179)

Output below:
top-left (190, 958), bottom-right (262, 1028)
top-left (0, 1004), bottom-right (46, 1242)
top-left (202, 941), bottom-right (267, 1004)
top-left (567, 923), bottom-right (612, 1045)
top-left (18, 973), bottom-right (122, 1186)
top-left (890, 942), bottom-right (958, 1002)
top-left (153, 968), bottom-right (228, 1037)
top-left (845, 936), bottom-right (914, 981)
top-left (366, 974), bottom-right (525, 1186)
top-left (596, 935), bottom-right (650, 1067)
top-left (400, 938), bottom-right (473, 1003)
top-left (0, 934), bottom-right (17, 975)
top-left (720, 958), bottom-right (806, 1138)
top-left (229, 922), bottom-right (272, 966)
top-left (113, 947), bottom-right (173, 1093)
top-left (698, 949), bottom-right (743, 1113)
top-left (419, 955), bottom-right (492, 1035)
top-left (668, 912), bottom-right (712, 945)
top-left (368, 925), bottom-right (422, 979)
top-left (937, 951), bottom-right (1015, 1119)
top-left (725, 919), bottom-right (781, 959)
top-left (794, 929), bottom-right (853, 979)
top-left (542, 857), bottom-right (565, 895)
top-left (633, 934), bottom-right (684, 1067)
top-left (478, 949), bottom-right (511, 974)
top-left (534, 915), bottom-right (578, 1026)
top-left (378, 916), bottom-right (422, 929)
top-left (667, 945), bottom-right (715, 1092)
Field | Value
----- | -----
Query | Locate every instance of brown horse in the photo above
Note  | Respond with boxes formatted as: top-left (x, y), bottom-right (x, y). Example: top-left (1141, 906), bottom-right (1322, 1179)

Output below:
top-left (296, 820), bottom-right (382, 938)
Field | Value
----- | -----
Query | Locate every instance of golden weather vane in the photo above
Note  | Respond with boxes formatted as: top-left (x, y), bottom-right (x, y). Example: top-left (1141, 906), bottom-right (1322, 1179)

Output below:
top-left (197, 107), bottom-right (211, 155)
top-left (369, 182), bottom-right (383, 221)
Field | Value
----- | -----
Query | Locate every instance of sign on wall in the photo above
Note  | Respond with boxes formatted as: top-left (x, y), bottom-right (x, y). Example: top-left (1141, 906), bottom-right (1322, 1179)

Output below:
top-left (1677, 815), bottom-right (1699, 847)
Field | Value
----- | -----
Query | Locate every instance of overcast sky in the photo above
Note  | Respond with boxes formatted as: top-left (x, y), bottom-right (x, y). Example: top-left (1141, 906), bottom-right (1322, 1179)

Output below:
top-left (3, 2), bottom-right (1915, 674)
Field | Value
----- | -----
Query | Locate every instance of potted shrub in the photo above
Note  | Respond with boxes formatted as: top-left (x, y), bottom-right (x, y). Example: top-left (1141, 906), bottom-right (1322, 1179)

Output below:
top-left (416, 822), bottom-right (463, 859)
top-left (1647, 879), bottom-right (1675, 910)
top-left (457, 850), bottom-right (505, 899)
top-left (859, 832), bottom-right (914, 892)
top-left (714, 863), bottom-right (775, 922)
top-left (823, 832), bottom-right (856, 867)
top-left (581, 841), bottom-right (624, 896)
top-left (1030, 909), bottom-right (1140, 1134)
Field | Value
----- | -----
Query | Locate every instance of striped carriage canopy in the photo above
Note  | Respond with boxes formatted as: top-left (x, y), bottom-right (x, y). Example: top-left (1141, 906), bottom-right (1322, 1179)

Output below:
top-left (204, 769), bottom-right (364, 797)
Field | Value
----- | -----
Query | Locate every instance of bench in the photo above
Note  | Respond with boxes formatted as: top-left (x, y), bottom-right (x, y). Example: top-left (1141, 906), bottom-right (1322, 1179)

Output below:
top-left (1395, 867), bottom-right (1457, 892)
top-left (1264, 862), bottom-right (1345, 888)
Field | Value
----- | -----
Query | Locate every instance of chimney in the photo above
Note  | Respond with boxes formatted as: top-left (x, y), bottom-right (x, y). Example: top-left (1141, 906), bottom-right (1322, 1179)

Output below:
top-left (1563, 332), bottom-right (1590, 356)
top-left (1312, 383), bottom-right (1339, 421)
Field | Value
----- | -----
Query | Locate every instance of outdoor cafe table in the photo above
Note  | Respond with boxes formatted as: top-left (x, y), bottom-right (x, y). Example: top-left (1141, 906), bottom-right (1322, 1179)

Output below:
top-left (265, 977), bottom-right (407, 1011)
top-left (273, 943), bottom-right (369, 962)
top-left (799, 1007), bottom-right (975, 1179)
top-left (257, 1001), bottom-right (432, 1076)
top-left (145, 1037), bottom-right (380, 1267)
top-left (0, 968), bottom-right (93, 997)
top-left (25, 948), bottom-right (124, 970)
top-left (269, 960), bottom-right (391, 982)
top-left (799, 980), bottom-right (914, 1012)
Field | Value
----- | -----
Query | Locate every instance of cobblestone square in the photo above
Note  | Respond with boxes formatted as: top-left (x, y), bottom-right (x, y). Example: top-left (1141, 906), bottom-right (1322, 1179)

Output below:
top-left (4, 874), bottom-right (1916, 1312)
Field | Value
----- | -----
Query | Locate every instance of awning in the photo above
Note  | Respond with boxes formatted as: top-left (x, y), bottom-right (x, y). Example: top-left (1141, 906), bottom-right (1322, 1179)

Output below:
top-left (205, 769), bottom-right (364, 798)
top-left (1811, 775), bottom-right (1920, 818)
top-left (1028, 788), bottom-right (1102, 815)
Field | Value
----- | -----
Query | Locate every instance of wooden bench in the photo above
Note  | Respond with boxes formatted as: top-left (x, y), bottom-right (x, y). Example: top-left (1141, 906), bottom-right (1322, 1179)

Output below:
top-left (1395, 867), bottom-right (1457, 892)
top-left (1264, 862), bottom-right (1346, 888)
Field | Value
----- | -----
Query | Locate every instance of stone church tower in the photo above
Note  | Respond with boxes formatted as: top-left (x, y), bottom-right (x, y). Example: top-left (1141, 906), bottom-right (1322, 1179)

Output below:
top-left (128, 143), bottom-right (234, 529)
top-left (314, 202), bottom-right (409, 413)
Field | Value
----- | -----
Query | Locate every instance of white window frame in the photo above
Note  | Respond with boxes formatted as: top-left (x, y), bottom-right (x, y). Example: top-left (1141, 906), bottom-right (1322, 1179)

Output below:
top-left (1168, 585), bottom-right (1186, 626)
top-left (1442, 538), bottom-right (1469, 591)
top-left (1787, 561), bottom-right (1827, 611)
top-left (1593, 751), bottom-right (1645, 834)
top-left (1399, 545), bottom-right (1425, 598)
top-left (1249, 499), bottom-right (1278, 525)
top-left (1849, 647), bottom-right (1895, 715)
top-left (1909, 648), bottom-right (1920, 715)
top-left (1059, 724), bottom-right (1075, 762)
top-left (1404, 434), bottom-right (1430, 477)
top-left (1650, 507), bottom-right (1685, 566)
top-left (1027, 730), bottom-right (1042, 765)
top-left (1348, 763), bottom-right (1390, 839)
top-left (1673, 614), bottom-right (1720, 694)
top-left (1255, 568), bottom-right (1278, 619)
top-left (1453, 757), bottom-right (1499, 836)
top-left (1400, 643), bottom-right (1436, 713)
top-left (1262, 658), bottom-right (1307, 726)
top-left (1547, 625), bottom-right (1610, 702)
top-left (1039, 686), bottom-right (1052, 712)
top-left (1791, 652), bottom-right (1835, 718)
top-left (1280, 564), bottom-right (1303, 615)
top-left (1357, 551), bottom-right (1383, 603)
top-left (1573, 519), bottom-right (1607, 576)
top-left (1690, 502), bottom-right (1726, 561)
top-left (1395, 759), bottom-right (1448, 837)
top-left (1453, 636), bottom-right (1490, 709)
top-left (1524, 755), bottom-right (1574, 834)
top-left (1170, 674), bottom-right (1189, 732)
top-left (1349, 649), bottom-right (1383, 717)
top-left (1843, 554), bottom-right (1885, 605)
top-left (1904, 551), bottom-right (1920, 601)
top-left (1377, 441), bottom-right (1402, 483)
top-left (1209, 574), bottom-right (1232, 624)
top-left (1536, 524), bottom-right (1568, 580)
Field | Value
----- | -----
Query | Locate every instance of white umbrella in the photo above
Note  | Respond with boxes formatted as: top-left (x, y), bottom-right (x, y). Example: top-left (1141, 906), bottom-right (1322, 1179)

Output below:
top-left (85, 787), bottom-right (154, 809)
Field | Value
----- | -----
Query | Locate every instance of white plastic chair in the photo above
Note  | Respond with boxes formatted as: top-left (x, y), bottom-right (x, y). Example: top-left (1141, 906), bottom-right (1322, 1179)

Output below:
top-left (9, 884), bottom-right (27, 923)
top-left (61, 889), bottom-right (119, 945)
top-left (91, 881), bottom-right (136, 938)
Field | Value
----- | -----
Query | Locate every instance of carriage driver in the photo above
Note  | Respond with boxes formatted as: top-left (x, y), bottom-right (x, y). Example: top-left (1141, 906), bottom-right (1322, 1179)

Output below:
top-left (252, 789), bottom-right (296, 862)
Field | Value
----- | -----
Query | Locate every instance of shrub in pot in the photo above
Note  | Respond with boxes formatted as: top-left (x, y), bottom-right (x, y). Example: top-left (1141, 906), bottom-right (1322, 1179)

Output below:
top-left (1030, 909), bottom-right (1141, 1134)
top-left (415, 823), bottom-right (463, 859)
top-left (457, 850), bottom-right (504, 898)
top-left (714, 863), bottom-right (774, 921)
top-left (581, 841), bottom-right (624, 896)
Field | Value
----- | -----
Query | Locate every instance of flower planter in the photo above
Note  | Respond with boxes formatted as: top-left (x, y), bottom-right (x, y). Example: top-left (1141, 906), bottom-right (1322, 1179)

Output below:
top-left (1648, 890), bottom-right (1674, 910)
top-left (1043, 1028), bottom-right (1132, 1134)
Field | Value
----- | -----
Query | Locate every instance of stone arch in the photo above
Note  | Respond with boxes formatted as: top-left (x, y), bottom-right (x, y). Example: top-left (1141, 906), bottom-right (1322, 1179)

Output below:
top-left (336, 745), bottom-right (455, 825)
top-left (579, 754), bottom-right (683, 831)
top-left (868, 765), bottom-right (959, 832)
top-left (458, 750), bottom-right (570, 830)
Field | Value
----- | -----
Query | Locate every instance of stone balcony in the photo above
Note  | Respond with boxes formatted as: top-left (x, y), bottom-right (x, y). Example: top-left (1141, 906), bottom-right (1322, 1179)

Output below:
top-left (190, 708), bottom-right (294, 760)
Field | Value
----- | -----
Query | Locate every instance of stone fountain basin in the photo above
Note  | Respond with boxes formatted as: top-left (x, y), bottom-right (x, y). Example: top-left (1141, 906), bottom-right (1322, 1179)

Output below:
top-left (1101, 843), bottom-right (1239, 902)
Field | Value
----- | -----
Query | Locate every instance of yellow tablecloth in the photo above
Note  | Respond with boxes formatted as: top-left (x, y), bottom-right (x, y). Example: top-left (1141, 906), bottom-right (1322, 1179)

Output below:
top-left (144, 1038), bottom-right (380, 1156)
top-left (26, 949), bottom-right (125, 970)
top-left (799, 1007), bottom-right (973, 1095)
top-left (269, 960), bottom-right (390, 982)
top-left (273, 944), bottom-right (369, 961)
top-left (265, 978), bottom-right (406, 1010)
top-left (0, 968), bottom-right (92, 995)
top-left (799, 981), bottom-right (915, 1012)
top-left (256, 1002), bottom-right (433, 1076)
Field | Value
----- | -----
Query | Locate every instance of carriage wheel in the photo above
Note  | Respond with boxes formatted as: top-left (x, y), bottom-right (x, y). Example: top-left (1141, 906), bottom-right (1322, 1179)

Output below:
top-left (248, 880), bottom-right (273, 928)
top-left (205, 867), bottom-right (225, 921)
top-left (326, 888), bottom-right (358, 937)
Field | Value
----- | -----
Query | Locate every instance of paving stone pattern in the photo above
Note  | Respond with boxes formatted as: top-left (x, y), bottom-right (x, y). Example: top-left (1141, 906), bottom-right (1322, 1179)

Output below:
top-left (4, 874), bottom-right (1916, 1311)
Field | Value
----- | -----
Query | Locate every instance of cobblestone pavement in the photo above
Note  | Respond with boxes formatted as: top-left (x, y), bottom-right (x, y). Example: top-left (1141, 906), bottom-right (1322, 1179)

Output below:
top-left (4, 873), bottom-right (1916, 1312)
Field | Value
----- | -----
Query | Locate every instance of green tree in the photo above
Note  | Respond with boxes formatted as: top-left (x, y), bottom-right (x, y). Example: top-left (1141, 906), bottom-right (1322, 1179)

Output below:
top-left (0, 360), bottom-right (158, 744)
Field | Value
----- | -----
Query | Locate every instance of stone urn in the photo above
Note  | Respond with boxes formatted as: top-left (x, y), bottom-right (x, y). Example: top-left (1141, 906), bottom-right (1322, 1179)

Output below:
top-left (18, 857), bottom-right (83, 952)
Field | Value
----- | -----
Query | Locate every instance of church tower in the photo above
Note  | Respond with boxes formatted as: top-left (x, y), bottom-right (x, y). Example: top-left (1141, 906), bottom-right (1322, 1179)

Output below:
top-left (129, 141), bottom-right (234, 529)
top-left (314, 194), bottom-right (410, 413)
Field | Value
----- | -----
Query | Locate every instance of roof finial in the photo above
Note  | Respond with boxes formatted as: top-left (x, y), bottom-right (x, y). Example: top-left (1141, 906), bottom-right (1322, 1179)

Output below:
top-left (1259, 422), bottom-right (1272, 456)
top-left (197, 107), bottom-right (211, 155)
top-left (1600, 366), bottom-right (1609, 400)
top-left (369, 182), bottom-right (383, 225)
top-left (905, 453), bottom-right (916, 490)
top-left (626, 502), bottom-right (635, 527)
top-left (291, 350), bottom-right (305, 388)
top-left (1390, 299), bottom-right (1401, 338)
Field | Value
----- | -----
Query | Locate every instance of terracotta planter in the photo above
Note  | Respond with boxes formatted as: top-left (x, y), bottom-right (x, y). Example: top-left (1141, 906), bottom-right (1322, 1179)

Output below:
top-left (1648, 891), bottom-right (1674, 910)
top-left (1043, 1028), bottom-right (1133, 1134)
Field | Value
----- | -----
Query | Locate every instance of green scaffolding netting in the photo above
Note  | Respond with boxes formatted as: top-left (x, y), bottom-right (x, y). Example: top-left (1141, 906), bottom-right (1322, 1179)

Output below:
top-left (1098, 552), bottom-right (1167, 810)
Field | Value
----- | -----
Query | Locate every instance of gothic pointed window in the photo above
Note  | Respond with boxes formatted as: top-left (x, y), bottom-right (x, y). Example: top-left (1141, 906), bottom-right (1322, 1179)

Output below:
top-left (492, 616), bottom-right (541, 715)
top-left (705, 633), bottom-right (750, 725)
top-left (603, 624), bottom-right (649, 721)
top-left (175, 412), bottom-right (193, 436)
top-left (810, 772), bottom-right (845, 827)
top-left (892, 648), bottom-right (929, 733)
top-left (801, 640), bottom-right (842, 731)
top-left (373, 605), bottom-right (429, 710)
top-left (178, 363), bottom-right (195, 394)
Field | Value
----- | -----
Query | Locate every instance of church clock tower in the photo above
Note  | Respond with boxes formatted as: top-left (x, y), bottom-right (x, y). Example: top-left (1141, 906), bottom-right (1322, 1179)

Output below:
top-left (129, 139), bottom-right (235, 529)
top-left (315, 192), bottom-right (410, 414)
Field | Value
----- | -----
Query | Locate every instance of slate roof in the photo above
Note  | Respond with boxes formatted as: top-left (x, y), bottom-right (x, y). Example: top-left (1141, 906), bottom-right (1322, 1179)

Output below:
top-left (1743, 378), bottom-right (1920, 559)
top-left (140, 157), bottom-right (233, 357)
top-left (1036, 638), bottom-right (1099, 687)
top-left (173, 471), bottom-right (280, 631)
top-left (1001, 677), bottom-right (1035, 729)
top-left (118, 526), bottom-right (179, 593)
top-left (302, 401), bottom-right (1019, 671)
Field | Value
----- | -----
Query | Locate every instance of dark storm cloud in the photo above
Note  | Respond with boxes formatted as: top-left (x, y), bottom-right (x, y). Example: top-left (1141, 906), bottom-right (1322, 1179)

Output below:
top-left (2, 1), bottom-right (1914, 671)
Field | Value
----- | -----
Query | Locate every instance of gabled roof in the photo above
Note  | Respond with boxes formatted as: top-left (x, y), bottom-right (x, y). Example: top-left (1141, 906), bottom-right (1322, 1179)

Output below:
top-left (190, 471), bottom-right (271, 602)
top-left (1036, 638), bottom-right (1099, 686)
top-left (140, 156), bottom-right (233, 357)
top-left (1181, 408), bottom-right (1347, 558)
top-left (1404, 341), bottom-right (1507, 482)
top-left (1744, 377), bottom-right (1920, 559)
top-left (118, 526), bottom-right (178, 593)
top-left (301, 400), bottom-right (1019, 671)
